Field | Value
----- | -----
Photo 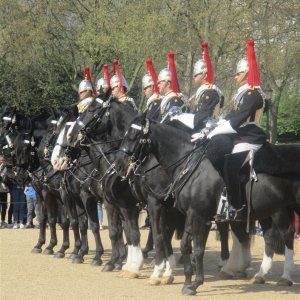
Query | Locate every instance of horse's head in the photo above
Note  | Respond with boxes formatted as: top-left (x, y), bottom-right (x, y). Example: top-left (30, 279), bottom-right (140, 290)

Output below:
top-left (67, 97), bottom-right (112, 147)
top-left (13, 132), bottom-right (40, 179)
top-left (115, 111), bottom-right (152, 179)
top-left (51, 108), bottom-right (80, 171)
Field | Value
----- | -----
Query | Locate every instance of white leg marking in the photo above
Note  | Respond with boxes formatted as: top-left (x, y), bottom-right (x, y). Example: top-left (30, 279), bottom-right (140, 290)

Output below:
top-left (150, 260), bottom-right (165, 279)
top-left (281, 246), bottom-right (294, 282)
top-left (218, 258), bottom-right (228, 268)
top-left (255, 251), bottom-right (273, 279)
top-left (128, 245), bottom-right (144, 273)
top-left (163, 254), bottom-right (176, 277)
top-left (122, 245), bottom-right (132, 271)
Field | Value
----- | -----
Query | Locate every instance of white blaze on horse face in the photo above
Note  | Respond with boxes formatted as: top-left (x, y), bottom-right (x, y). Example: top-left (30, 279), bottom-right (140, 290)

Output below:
top-left (51, 127), bottom-right (66, 170)
top-left (67, 120), bottom-right (82, 145)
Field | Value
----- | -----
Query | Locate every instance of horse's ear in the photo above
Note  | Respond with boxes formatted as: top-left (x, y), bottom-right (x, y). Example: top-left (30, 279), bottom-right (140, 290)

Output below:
top-left (50, 108), bottom-right (59, 119)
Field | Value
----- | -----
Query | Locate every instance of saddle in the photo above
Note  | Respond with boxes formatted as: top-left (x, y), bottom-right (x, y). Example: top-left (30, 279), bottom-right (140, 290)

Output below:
top-left (206, 137), bottom-right (300, 178)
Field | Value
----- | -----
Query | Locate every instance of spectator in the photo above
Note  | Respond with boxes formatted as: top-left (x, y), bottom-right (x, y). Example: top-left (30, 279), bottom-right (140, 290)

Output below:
top-left (0, 154), bottom-right (9, 228)
top-left (24, 183), bottom-right (39, 228)
top-left (11, 183), bottom-right (26, 229)
top-left (294, 213), bottom-right (300, 241)
top-left (97, 201), bottom-right (103, 230)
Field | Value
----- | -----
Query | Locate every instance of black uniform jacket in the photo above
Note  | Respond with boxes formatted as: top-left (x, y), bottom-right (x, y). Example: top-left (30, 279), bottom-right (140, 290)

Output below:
top-left (193, 89), bottom-right (220, 131)
top-left (226, 88), bottom-right (266, 144)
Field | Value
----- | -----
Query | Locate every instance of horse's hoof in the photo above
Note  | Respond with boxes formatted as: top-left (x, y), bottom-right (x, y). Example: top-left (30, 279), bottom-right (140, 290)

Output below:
top-left (147, 278), bottom-right (161, 286)
top-left (54, 252), bottom-right (65, 259)
top-left (181, 285), bottom-right (197, 296)
top-left (117, 270), bottom-right (128, 277)
top-left (114, 263), bottom-right (123, 270)
top-left (32, 248), bottom-right (42, 254)
top-left (91, 259), bottom-right (102, 266)
top-left (43, 249), bottom-right (54, 255)
top-left (253, 276), bottom-right (265, 284)
top-left (72, 257), bottom-right (84, 264)
top-left (161, 275), bottom-right (174, 285)
top-left (277, 278), bottom-right (293, 286)
top-left (102, 263), bottom-right (115, 272)
top-left (123, 271), bottom-right (139, 279)
top-left (68, 253), bottom-right (78, 260)
top-left (219, 271), bottom-right (234, 279)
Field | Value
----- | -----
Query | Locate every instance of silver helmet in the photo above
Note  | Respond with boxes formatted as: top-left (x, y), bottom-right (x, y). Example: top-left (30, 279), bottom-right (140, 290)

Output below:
top-left (78, 80), bottom-right (93, 94)
top-left (96, 78), bottom-right (108, 92)
top-left (110, 74), bottom-right (129, 91)
top-left (157, 68), bottom-right (171, 83)
top-left (236, 58), bottom-right (249, 74)
top-left (142, 74), bottom-right (154, 89)
top-left (193, 59), bottom-right (207, 77)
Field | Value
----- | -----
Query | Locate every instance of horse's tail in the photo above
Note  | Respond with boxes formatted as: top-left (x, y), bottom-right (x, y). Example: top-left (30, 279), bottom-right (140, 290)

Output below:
top-left (167, 208), bottom-right (185, 240)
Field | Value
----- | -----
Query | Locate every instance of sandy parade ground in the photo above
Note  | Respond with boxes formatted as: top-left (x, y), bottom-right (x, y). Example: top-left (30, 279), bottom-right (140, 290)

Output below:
top-left (0, 210), bottom-right (299, 300)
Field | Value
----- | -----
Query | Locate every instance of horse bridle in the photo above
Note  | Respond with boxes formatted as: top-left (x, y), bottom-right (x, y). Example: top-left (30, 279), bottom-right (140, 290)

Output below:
top-left (75, 98), bottom-right (112, 143)
top-left (119, 118), bottom-right (152, 177)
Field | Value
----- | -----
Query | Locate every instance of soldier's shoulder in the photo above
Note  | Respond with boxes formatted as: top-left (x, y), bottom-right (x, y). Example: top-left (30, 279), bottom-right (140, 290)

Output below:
top-left (243, 88), bottom-right (262, 100)
top-left (202, 88), bottom-right (219, 100)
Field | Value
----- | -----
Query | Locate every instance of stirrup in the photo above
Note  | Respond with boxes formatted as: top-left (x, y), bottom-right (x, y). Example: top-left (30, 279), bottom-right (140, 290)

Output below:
top-left (227, 205), bottom-right (246, 222)
top-left (216, 188), bottom-right (227, 215)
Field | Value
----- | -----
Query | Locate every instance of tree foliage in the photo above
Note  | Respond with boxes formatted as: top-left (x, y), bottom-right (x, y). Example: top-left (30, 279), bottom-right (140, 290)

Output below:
top-left (0, 0), bottom-right (299, 138)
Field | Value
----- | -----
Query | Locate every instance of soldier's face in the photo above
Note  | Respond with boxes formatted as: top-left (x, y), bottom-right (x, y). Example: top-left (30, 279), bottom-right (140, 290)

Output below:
top-left (235, 72), bottom-right (247, 86)
top-left (193, 73), bottom-right (206, 85)
top-left (158, 81), bottom-right (170, 96)
top-left (144, 85), bottom-right (154, 98)
top-left (112, 86), bottom-right (121, 97)
top-left (79, 90), bottom-right (92, 101)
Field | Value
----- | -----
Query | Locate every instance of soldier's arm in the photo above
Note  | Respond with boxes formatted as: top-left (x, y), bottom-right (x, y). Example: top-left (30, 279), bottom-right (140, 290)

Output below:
top-left (194, 89), bottom-right (219, 129)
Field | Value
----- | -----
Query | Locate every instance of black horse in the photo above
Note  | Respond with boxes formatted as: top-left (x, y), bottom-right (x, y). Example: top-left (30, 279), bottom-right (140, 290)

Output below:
top-left (51, 110), bottom-right (130, 271)
top-left (66, 98), bottom-right (233, 285)
top-left (1, 108), bottom-right (76, 256)
top-left (114, 114), bottom-right (300, 295)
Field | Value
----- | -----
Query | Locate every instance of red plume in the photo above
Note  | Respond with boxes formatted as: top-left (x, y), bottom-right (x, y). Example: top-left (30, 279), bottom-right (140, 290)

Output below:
top-left (168, 52), bottom-right (180, 93)
top-left (103, 64), bottom-right (110, 88)
top-left (201, 42), bottom-right (214, 84)
top-left (146, 58), bottom-right (159, 95)
top-left (247, 40), bottom-right (261, 87)
top-left (113, 59), bottom-right (124, 93)
top-left (84, 66), bottom-right (96, 95)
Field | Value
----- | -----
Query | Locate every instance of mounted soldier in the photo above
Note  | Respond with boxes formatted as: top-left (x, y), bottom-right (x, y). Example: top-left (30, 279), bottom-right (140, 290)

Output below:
top-left (207, 40), bottom-right (266, 221)
top-left (142, 58), bottom-right (162, 120)
top-left (96, 64), bottom-right (111, 100)
top-left (157, 52), bottom-right (185, 121)
top-left (171, 42), bottom-right (223, 133)
top-left (110, 60), bottom-right (137, 110)
top-left (77, 66), bottom-right (96, 113)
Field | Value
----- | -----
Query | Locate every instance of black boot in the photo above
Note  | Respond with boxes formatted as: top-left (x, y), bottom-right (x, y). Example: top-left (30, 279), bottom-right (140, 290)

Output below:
top-left (223, 151), bottom-right (249, 221)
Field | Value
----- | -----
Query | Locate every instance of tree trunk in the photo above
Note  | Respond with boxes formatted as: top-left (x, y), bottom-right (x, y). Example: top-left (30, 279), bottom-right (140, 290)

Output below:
top-left (269, 98), bottom-right (279, 144)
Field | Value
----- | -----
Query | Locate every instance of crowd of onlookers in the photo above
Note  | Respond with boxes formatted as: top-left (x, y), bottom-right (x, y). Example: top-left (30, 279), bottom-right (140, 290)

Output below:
top-left (0, 154), bottom-right (39, 229)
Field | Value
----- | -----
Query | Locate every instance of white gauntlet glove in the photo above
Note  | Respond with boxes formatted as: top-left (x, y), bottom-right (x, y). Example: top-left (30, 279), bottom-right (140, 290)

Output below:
top-left (207, 120), bottom-right (237, 139)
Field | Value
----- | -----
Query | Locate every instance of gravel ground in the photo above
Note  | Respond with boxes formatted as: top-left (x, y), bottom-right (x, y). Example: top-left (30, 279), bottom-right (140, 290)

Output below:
top-left (0, 212), bottom-right (299, 300)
